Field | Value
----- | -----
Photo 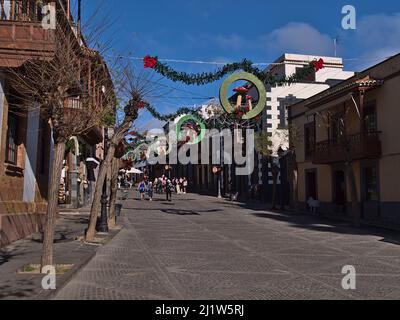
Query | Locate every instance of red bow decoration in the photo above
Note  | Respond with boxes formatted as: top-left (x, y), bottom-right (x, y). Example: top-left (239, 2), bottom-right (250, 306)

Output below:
top-left (143, 55), bottom-right (158, 68)
top-left (128, 131), bottom-right (137, 136)
top-left (312, 58), bottom-right (325, 72)
top-left (138, 101), bottom-right (146, 109)
top-left (246, 95), bottom-right (253, 100)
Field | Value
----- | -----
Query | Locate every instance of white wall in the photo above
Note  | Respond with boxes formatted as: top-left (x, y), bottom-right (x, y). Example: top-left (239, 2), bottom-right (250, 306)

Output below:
top-left (23, 107), bottom-right (40, 203)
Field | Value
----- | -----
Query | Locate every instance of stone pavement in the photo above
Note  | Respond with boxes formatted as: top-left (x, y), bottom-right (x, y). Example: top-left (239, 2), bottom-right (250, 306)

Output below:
top-left (0, 213), bottom-right (119, 300)
top-left (55, 192), bottom-right (400, 300)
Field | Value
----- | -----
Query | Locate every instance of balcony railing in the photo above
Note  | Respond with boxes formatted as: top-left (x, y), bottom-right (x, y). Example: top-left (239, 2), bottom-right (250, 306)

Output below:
top-left (313, 131), bottom-right (382, 164)
top-left (1, 0), bottom-right (44, 23)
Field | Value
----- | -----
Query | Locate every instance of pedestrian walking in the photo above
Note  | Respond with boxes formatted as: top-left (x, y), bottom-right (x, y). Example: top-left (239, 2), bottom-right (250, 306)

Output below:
top-left (183, 178), bottom-right (188, 194)
top-left (176, 178), bottom-right (181, 194)
top-left (147, 181), bottom-right (154, 201)
top-left (138, 180), bottom-right (146, 201)
top-left (166, 179), bottom-right (173, 202)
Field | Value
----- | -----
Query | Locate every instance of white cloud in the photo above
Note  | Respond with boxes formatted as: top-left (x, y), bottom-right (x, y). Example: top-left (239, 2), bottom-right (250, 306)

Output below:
top-left (340, 13), bottom-right (400, 70)
top-left (355, 13), bottom-right (400, 60)
top-left (261, 22), bottom-right (334, 56)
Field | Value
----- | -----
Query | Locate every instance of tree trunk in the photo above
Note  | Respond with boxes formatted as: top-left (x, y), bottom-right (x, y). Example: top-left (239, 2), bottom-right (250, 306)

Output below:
top-left (85, 143), bottom-right (115, 241)
top-left (346, 161), bottom-right (361, 227)
top-left (108, 158), bottom-right (119, 229)
top-left (86, 120), bottom-right (133, 241)
top-left (41, 142), bottom-right (66, 268)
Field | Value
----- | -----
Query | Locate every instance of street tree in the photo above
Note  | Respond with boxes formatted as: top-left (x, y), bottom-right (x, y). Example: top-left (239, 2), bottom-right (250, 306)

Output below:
top-left (7, 17), bottom-right (116, 267)
top-left (85, 65), bottom-right (162, 241)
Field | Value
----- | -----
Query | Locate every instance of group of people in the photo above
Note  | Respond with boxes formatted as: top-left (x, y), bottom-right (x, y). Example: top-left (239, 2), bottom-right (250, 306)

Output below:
top-left (137, 176), bottom-right (188, 202)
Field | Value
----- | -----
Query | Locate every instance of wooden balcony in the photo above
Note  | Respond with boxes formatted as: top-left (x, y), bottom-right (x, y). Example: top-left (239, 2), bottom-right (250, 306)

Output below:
top-left (0, 19), bottom-right (57, 67)
top-left (0, 0), bottom-right (76, 67)
top-left (313, 131), bottom-right (382, 164)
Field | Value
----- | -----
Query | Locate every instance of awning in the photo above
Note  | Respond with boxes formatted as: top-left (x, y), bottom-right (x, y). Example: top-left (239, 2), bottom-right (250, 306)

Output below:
top-left (86, 157), bottom-right (100, 166)
top-left (126, 168), bottom-right (143, 174)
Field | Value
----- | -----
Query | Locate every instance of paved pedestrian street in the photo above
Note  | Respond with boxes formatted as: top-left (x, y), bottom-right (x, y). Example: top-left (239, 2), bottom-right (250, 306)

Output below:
top-left (55, 193), bottom-right (400, 300)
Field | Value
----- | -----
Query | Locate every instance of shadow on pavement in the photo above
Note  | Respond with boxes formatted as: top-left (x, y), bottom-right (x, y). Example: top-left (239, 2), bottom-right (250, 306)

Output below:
top-left (0, 279), bottom-right (36, 299)
top-left (251, 211), bottom-right (400, 243)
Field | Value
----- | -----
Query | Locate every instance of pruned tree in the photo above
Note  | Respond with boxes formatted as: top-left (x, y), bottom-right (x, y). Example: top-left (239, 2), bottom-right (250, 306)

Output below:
top-left (6, 9), bottom-right (116, 267)
top-left (286, 123), bottom-right (303, 212)
top-left (85, 65), bottom-right (161, 241)
top-left (107, 157), bottom-right (120, 229)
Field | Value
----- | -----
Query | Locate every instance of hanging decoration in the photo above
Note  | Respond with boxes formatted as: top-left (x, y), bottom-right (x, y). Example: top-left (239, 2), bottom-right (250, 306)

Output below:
top-left (176, 114), bottom-right (206, 145)
top-left (311, 58), bottom-right (325, 72)
top-left (143, 55), bottom-right (324, 86)
top-left (144, 103), bottom-right (201, 122)
top-left (219, 72), bottom-right (267, 120)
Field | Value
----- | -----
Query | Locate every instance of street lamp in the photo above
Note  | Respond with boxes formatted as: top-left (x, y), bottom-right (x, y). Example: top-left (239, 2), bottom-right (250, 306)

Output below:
top-left (165, 165), bottom-right (172, 179)
top-left (277, 147), bottom-right (286, 211)
top-left (97, 129), bottom-right (109, 233)
top-left (212, 166), bottom-right (222, 199)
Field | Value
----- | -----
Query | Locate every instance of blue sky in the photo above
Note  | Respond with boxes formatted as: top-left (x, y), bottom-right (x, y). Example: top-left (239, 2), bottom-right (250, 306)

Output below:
top-left (77, 0), bottom-right (400, 130)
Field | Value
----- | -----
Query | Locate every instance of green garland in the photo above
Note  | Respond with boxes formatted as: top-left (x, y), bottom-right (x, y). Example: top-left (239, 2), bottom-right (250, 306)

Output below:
top-left (147, 56), bottom-right (317, 86)
top-left (153, 59), bottom-right (256, 85)
top-left (144, 104), bottom-right (201, 122)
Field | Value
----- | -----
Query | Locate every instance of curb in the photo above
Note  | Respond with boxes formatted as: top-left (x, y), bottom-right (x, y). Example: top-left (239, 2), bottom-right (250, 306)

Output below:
top-left (35, 227), bottom-right (123, 300)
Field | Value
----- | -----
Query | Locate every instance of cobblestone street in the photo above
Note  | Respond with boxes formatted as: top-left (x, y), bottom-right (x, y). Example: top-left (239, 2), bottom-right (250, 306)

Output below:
top-left (55, 193), bottom-right (400, 300)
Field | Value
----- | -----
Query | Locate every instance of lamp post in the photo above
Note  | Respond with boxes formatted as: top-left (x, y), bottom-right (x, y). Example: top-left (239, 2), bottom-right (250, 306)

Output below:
top-left (97, 129), bottom-right (109, 233)
top-left (277, 147), bottom-right (286, 211)
top-left (165, 165), bottom-right (172, 179)
top-left (213, 166), bottom-right (222, 199)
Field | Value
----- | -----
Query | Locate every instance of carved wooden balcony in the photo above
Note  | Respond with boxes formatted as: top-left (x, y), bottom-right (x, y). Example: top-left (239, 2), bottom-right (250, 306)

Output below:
top-left (312, 131), bottom-right (382, 165)
top-left (0, 1), bottom-right (74, 67)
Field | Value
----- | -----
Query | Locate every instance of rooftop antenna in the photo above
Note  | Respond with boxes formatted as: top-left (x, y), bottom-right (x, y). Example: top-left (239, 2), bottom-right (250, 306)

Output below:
top-left (333, 37), bottom-right (338, 57)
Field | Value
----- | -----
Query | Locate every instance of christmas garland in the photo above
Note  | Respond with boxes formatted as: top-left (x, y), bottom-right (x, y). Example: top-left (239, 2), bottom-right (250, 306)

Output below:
top-left (144, 55), bottom-right (324, 86)
top-left (144, 103), bottom-right (202, 122)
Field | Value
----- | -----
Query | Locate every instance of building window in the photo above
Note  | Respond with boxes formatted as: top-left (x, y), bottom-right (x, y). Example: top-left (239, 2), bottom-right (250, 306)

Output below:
top-left (278, 101), bottom-right (288, 129)
top-left (5, 114), bottom-right (18, 165)
top-left (364, 166), bottom-right (379, 201)
top-left (364, 105), bottom-right (377, 133)
top-left (304, 122), bottom-right (315, 160)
